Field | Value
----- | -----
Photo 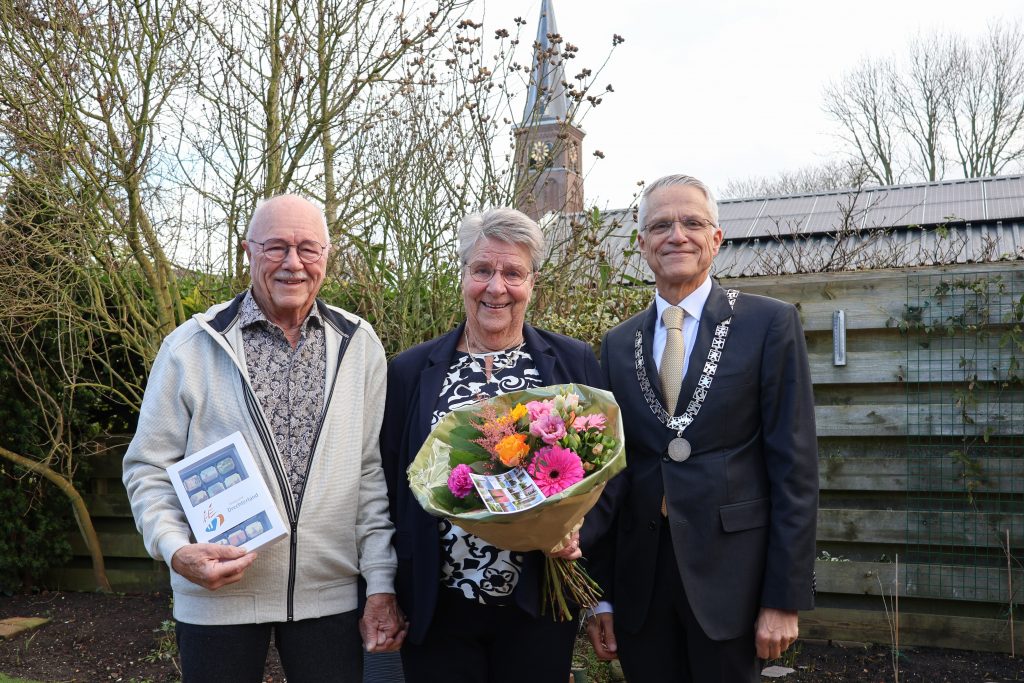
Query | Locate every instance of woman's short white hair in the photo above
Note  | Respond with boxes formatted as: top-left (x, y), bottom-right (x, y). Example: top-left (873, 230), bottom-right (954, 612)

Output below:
top-left (458, 207), bottom-right (546, 271)
top-left (637, 174), bottom-right (719, 230)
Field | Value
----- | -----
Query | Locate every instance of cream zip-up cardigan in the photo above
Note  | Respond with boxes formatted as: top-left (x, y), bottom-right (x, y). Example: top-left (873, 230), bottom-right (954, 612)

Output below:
top-left (123, 294), bottom-right (396, 625)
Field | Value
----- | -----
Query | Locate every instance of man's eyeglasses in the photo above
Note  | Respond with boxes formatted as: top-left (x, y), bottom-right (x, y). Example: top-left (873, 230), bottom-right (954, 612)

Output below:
top-left (644, 218), bottom-right (716, 235)
top-left (249, 238), bottom-right (328, 264)
top-left (464, 261), bottom-right (533, 287)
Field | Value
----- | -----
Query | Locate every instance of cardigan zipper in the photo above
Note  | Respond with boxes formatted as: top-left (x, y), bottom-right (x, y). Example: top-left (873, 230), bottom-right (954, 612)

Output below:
top-left (222, 312), bottom-right (358, 622)
top-left (285, 331), bottom-right (352, 620)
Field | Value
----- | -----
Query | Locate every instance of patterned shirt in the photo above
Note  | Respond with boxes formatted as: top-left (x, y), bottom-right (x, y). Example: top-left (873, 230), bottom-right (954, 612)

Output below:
top-left (240, 290), bottom-right (326, 503)
top-left (432, 344), bottom-right (542, 605)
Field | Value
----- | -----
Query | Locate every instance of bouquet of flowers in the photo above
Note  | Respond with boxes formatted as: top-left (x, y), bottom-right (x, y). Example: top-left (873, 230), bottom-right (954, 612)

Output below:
top-left (407, 383), bottom-right (625, 619)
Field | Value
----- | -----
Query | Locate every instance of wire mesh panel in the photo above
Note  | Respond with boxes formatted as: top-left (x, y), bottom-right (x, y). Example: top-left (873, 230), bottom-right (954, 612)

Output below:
top-left (906, 268), bottom-right (1024, 607)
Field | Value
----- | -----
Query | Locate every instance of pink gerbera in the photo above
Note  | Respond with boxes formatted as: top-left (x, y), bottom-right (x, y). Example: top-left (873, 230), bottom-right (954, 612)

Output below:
top-left (447, 464), bottom-right (475, 498)
top-left (528, 445), bottom-right (584, 496)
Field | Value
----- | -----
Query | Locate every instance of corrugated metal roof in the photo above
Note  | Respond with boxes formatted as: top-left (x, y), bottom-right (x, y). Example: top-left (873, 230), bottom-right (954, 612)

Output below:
top-left (720, 174), bottom-right (1024, 237)
top-left (583, 174), bottom-right (1024, 279)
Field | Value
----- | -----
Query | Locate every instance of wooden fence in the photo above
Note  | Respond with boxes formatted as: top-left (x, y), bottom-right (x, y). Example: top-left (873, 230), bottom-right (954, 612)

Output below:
top-left (48, 262), bottom-right (1024, 653)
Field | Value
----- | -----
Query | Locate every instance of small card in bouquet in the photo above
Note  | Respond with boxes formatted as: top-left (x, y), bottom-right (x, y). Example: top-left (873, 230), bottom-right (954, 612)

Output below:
top-left (472, 467), bottom-right (546, 514)
top-left (167, 432), bottom-right (288, 552)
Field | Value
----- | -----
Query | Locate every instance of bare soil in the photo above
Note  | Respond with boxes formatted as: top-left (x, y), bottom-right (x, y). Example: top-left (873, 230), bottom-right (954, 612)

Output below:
top-left (0, 591), bottom-right (1020, 682)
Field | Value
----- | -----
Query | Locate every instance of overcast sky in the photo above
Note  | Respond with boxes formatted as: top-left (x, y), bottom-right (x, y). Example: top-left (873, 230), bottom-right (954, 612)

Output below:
top-left (482, 0), bottom-right (1024, 209)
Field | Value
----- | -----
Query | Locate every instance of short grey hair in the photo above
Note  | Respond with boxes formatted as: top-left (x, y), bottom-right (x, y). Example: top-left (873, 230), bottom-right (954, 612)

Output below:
top-left (246, 194), bottom-right (330, 243)
top-left (638, 174), bottom-right (719, 230)
top-left (458, 207), bottom-right (546, 271)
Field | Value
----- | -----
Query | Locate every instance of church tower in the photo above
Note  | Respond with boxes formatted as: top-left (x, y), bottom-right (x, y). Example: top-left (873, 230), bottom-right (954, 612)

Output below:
top-left (514, 0), bottom-right (584, 220)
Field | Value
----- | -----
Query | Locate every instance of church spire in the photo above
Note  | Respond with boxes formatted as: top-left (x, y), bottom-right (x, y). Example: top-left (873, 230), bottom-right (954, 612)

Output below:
top-left (513, 0), bottom-right (584, 220)
top-left (521, 0), bottom-right (568, 125)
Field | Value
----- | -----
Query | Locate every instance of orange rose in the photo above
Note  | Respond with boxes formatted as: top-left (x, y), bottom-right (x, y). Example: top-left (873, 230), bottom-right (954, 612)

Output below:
top-left (494, 433), bottom-right (529, 467)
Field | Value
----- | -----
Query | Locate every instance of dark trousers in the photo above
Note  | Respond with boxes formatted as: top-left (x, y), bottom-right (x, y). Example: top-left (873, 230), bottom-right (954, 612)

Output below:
top-left (400, 588), bottom-right (578, 683)
top-left (176, 609), bottom-right (362, 683)
top-left (617, 523), bottom-right (758, 683)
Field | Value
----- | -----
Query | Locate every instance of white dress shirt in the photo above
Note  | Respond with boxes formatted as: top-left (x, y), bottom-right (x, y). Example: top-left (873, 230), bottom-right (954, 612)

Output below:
top-left (652, 276), bottom-right (713, 380)
top-left (590, 276), bottom-right (713, 618)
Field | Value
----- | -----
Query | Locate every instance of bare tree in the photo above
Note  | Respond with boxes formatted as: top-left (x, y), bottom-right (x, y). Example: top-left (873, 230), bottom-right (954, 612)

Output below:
top-left (824, 59), bottom-right (902, 185)
top-left (893, 32), bottom-right (955, 182)
top-left (720, 159), bottom-right (870, 199)
top-left (824, 21), bottom-right (1024, 185)
top-left (0, 0), bottom-right (197, 591)
top-left (947, 21), bottom-right (1024, 177)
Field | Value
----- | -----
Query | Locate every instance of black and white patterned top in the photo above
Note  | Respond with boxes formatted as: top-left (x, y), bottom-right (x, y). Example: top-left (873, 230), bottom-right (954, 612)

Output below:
top-left (240, 290), bottom-right (326, 502)
top-left (432, 344), bottom-right (542, 605)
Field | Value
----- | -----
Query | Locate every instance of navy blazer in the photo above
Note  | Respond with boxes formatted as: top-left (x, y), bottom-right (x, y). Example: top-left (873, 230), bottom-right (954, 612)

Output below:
top-left (380, 322), bottom-right (604, 644)
top-left (595, 282), bottom-right (818, 641)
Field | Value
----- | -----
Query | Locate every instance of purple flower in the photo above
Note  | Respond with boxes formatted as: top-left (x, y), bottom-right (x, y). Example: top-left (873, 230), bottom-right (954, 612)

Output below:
top-left (447, 464), bottom-right (475, 498)
top-left (525, 400), bottom-right (553, 421)
top-left (530, 412), bottom-right (567, 445)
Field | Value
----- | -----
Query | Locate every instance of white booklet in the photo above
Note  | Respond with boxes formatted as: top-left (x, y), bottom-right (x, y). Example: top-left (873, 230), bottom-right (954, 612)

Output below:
top-left (471, 467), bottom-right (546, 514)
top-left (167, 432), bottom-right (288, 552)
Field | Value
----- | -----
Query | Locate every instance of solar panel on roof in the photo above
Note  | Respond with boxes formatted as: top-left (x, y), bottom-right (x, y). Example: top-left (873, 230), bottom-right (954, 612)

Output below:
top-left (984, 176), bottom-right (1024, 199)
top-left (922, 199), bottom-right (987, 224)
top-left (718, 200), bottom-right (764, 216)
top-left (986, 197), bottom-right (1024, 219)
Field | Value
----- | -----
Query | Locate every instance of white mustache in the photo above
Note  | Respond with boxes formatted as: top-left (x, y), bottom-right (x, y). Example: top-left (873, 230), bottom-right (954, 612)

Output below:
top-left (274, 270), bottom-right (308, 281)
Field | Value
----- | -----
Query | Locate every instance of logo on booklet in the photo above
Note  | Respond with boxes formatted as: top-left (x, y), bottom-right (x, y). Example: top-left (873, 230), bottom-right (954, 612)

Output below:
top-left (202, 504), bottom-right (225, 532)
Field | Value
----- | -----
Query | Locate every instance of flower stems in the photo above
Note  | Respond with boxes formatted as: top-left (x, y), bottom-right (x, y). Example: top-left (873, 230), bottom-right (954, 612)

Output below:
top-left (542, 557), bottom-right (603, 621)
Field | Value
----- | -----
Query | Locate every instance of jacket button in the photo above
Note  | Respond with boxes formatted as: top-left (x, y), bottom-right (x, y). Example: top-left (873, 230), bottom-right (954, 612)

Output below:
top-left (648, 520), bottom-right (658, 531)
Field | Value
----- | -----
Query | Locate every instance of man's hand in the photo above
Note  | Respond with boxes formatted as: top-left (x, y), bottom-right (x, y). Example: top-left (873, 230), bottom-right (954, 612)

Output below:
top-left (546, 529), bottom-right (582, 561)
top-left (170, 543), bottom-right (258, 590)
top-left (360, 593), bottom-right (408, 653)
top-left (585, 612), bottom-right (618, 661)
top-left (755, 607), bottom-right (798, 660)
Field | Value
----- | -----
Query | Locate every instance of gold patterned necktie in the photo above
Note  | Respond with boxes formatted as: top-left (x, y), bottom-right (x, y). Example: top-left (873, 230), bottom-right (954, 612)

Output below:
top-left (660, 306), bottom-right (685, 415)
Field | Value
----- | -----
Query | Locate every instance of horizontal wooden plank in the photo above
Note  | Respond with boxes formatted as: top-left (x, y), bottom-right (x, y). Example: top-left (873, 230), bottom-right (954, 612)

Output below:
top-left (83, 491), bottom-right (134, 518)
top-left (819, 456), bottom-right (1024, 494)
top-left (817, 508), bottom-right (1024, 549)
top-left (724, 261), bottom-right (1021, 300)
top-left (723, 262), bottom-right (1024, 333)
top-left (815, 403), bottom-right (1024, 437)
top-left (87, 450), bottom-right (127, 479)
top-left (809, 349), bottom-right (906, 384)
top-left (808, 348), bottom-right (1024, 385)
top-left (800, 606), bottom-right (1022, 653)
top-left (815, 405), bottom-right (905, 437)
top-left (815, 560), bottom-right (1024, 604)
top-left (68, 527), bottom-right (149, 559)
top-left (45, 565), bottom-right (169, 593)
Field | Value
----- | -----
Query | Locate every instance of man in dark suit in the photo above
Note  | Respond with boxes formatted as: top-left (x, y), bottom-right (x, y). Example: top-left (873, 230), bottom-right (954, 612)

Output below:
top-left (586, 174), bottom-right (818, 682)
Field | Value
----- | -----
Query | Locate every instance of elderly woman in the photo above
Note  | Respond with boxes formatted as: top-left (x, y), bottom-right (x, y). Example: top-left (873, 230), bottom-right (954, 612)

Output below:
top-left (380, 208), bottom-right (603, 682)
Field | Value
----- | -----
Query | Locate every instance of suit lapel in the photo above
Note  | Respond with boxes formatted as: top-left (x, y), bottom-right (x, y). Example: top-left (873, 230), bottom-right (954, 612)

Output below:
top-left (416, 325), bottom-right (464, 440)
top-left (640, 303), bottom-right (664, 407)
top-left (679, 282), bottom-right (734, 405)
top-left (523, 324), bottom-right (557, 383)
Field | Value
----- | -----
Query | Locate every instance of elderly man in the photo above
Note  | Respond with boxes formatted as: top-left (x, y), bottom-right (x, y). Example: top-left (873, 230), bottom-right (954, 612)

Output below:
top-left (123, 194), bottom-right (404, 682)
top-left (587, 174), bottom-right (818, 682)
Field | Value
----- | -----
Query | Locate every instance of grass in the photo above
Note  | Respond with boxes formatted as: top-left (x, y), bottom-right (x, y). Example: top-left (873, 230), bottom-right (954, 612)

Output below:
top-left (0, 675), bottom-right (45, 683)
top-left (573, 631), bottom-right (618, 683)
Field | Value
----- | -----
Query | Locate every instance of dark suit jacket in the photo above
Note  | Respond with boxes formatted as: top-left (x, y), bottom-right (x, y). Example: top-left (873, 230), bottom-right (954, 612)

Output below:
top-left (380, 322), bottom-right (604, 644)
top-left (596, 282), bottom-right (818, 641)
